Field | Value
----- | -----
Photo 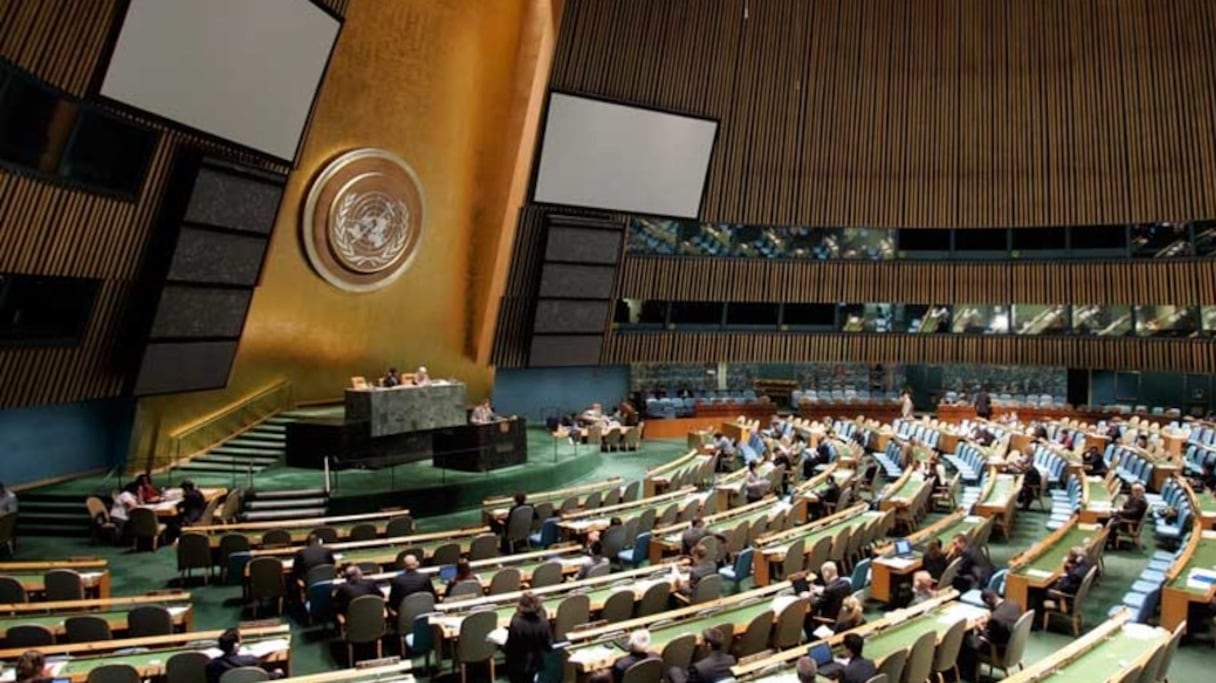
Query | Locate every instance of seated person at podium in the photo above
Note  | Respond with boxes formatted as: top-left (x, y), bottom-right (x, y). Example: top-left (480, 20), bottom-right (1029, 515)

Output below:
top-left (412, 365), bottom-right (431, 386)
top-left (471, 399), bottom-right (498, 424)
top-left (381, 367), bottom-right (402, 387)
top-left (580, 402), bottom-right (606, 426)
top-left (1082, 446), bottom-right (1107, 476)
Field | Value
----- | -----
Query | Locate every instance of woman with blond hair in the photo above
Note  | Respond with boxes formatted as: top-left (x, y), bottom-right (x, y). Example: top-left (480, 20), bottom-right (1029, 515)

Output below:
top-left (833, 595), bottom-right (866, 633)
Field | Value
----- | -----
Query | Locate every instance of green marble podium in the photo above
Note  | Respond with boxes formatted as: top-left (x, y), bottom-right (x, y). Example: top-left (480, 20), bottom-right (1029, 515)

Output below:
top-left (344, 381), bottom-right (467, 437)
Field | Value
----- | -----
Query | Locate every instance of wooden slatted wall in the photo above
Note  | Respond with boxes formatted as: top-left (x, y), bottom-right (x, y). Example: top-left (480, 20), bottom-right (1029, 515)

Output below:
top-left (552, 0), bottom-right (1216, 228)
top-left (601, 333), bottom-right (1216, 374)
top-left (0, 0), bottom-right (344, 408)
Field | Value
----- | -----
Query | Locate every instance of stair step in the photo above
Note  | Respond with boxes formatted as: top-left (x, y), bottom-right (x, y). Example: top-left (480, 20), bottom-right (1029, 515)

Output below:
top-left (247, 488), bottom-right (327, 500)
top-left (244, 497), bottom-right (328, 510)
top-left (18, 500), bottom-right (85, 512)
top-left (232, 433), bottom-right (285, 444)
top-left (19, 511), bottom-right (91, 522)
top-left (173, 463), bottom-right (268, 474)
top-left (210, 445), bottom-right (283, 456)
top-left (264, 416), bottom-right (298, 425)
top-left (196, 454), bottom-right (281, 465)
top-left (256, 424), bottom-right (287, 433)
top-left (241, 508), bottom-right (329, 522)
top-left (13, 523), bottom-right (90, 537)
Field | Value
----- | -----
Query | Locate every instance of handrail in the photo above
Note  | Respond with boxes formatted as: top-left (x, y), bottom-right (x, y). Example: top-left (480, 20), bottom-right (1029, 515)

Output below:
top-left (148, 380), bottom-right (294, 476)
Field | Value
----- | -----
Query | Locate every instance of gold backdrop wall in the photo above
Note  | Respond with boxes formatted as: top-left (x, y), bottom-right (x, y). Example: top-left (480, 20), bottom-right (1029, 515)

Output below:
top-left (133, 0), bottom-right (556, 462)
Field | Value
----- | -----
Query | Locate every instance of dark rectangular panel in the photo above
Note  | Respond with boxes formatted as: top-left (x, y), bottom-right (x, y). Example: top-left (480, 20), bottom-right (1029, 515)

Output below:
top-left (167, 227), bottom-right (267, 286)
top-left (529, 335), bottom-right (603, 367)
top-left (148, 285), bottom-right (253, 338)
top-left (533, 299), bottom-right (612, 334)
top-left (545, 226), bottom-right (622, 264)
top-left (0, 274), bottom-right (98, 346)
top-left (538, 264), bottom-right (616, 299)
top-left (185, 165), bottom-right (284, 234)
top-left (133, 340), bottom-right (238, 395)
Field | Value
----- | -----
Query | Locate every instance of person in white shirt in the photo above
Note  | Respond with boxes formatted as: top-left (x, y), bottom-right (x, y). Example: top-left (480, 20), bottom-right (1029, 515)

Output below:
top-left (413, 366), bottom-right (431, 386)
top-left (470, 400), bottom-right (497, 424)
top-left (110, 489), bottom-right (138, 526)
top-left (580, 403), bottom-right (605, 426)
top-left (0, 482), bottom-right (16, 515)
top-left (900, 389), bottom-right (914, 419)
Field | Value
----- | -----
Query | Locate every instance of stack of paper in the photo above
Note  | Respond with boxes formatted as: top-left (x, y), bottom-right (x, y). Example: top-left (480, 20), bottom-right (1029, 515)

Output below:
top-left (242, 637), bottom-right (290, 658)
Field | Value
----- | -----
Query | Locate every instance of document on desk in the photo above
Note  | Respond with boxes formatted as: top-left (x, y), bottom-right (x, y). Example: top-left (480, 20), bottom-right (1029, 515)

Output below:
top-left (567, 645), bottom-right (617, 666)
top-left (877, 557), bottom-right (917, 570)
top-left (242, 638), bottom-right (290, 658)
top-left (1023, 568), bottom-right (1054, 579)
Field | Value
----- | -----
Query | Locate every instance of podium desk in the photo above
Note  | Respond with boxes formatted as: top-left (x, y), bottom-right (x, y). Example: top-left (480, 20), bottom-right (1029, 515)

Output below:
top-left (432, 419), bottom-right (527, 472)
top-left (345, 381), bottom-right (467, 437)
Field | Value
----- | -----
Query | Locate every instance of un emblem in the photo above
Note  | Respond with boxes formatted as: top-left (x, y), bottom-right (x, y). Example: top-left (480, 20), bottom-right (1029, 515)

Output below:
top-left (302, 148), bottom-right (425, 292)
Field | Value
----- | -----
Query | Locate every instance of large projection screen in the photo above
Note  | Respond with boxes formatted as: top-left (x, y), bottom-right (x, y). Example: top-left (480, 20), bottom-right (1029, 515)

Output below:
top-left (101, 0), bottom-right (339, 161)
top-left (534, 93), bottom-right (718, 218)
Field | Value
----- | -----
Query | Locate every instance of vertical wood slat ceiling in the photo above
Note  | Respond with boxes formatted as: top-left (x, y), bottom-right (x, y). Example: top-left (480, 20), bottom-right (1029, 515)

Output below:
top-left (0, 0), bottom-right (347, 408)
top-left (551, 0), bottom-right (1216, 228)
top-left (615, 256), bottom-right (1216, 306)
top-left (601, 332), bottom-right (1216, 374)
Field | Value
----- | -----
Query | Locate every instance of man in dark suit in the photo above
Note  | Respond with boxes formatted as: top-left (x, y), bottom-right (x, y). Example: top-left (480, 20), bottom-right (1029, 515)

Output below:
top-left (292, 534), bottom-right (335, 593)
top-left (949, 533), bottom-right (994, 592)
top-left (836, 633), bottom-right (878, 683)
top-left (668, 628), bottom-right (736, 683)
top-left (804, 561), bottom-right (852, 640)
top-left (681, 517), bottom-right (709, 555)
top-left (1107, 483), bottom-right (1148, 548)
top-left (387, 553), bottom-right (435, 616)
top-left (959, 589), bottom-right (1022, 681)
top-left (975, 387), bottom-right (992, 419)
top-left (333, 565), bottom-right (383, 617)
top-left (204, 628), bottom-right (284, 683)
top-left (681, 544), bottom-right (718, 596)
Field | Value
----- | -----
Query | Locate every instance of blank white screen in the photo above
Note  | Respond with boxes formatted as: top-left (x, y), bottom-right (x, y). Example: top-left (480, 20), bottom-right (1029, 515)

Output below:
top-left (534, 93), bottom-right (717, 218)
top-left (102, 0), bottom-right (339, 161)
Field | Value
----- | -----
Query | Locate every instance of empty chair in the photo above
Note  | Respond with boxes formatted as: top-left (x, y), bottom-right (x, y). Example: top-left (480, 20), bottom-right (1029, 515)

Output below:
top-left (43, 569), bottom-right (85, 601)
top-left (386, 515), bottom-right (415, 537)
top-left (875, 649), bottom-right (908, 683)
top-left (636, 581), bottom-right (670, 617)
top-left (260, 529), bottom-right (292, 548)
top-left (164, 651), bottom-right (209, 683)
top-left (468, 533), bottom-right (498, 561)
top-left (489, 567), bottom-right (522, 595)
top-left (446, 581), bottom-right (484, 601)
top-left (733, 608), bottom-right (774, 658)
top-left (64, 615), bottom-right (113, 643)
top-left (395, 592), bottom-right (435, 655)
top-left (454, 609), bottom-right (497, 683)
top-left (771, 597), bottom-right (808, 649)
top-left (430, 542), bottom-right (462, 567)
top-left (403, 612), bottom-right (439, 672)
top-left (219, 668), bottom-right (269, 683)
top-left (309, 527), bottom-right (339, 544)
top-left (177, 532), bottom-right (214, 584)
top-left (128, 507), bottom-right (166, 551)
top-left (5, 624), bottom-right (54, 647)
top-left (777, 538), bottom-right (806, 580)
top-left (344, 593), bottom-right (386, 664)
top-left (348, 523), bottom-right (378, 542)
top-left (87, 664), bottom-right (141, 683)
top-left (621, 658), bottom-right (662, 683)
top-left (661, 632), bottom-right (698, 673)
top-left (600, 525), bottom-right (629, 564)
top-left (933, 618), bottom-right (967, 683)
top-left (247, 557), bottom-right (285, 617)
top-left (529, 561), bottom-right (564, 589)
top-left (127, 605), bottom-right (173, 637)
top-left (618, 531), bottom-right (651, 568)
top-left (601, 589), bottom-right (636, 623)
top-left (719, 547), bottom-right (754, 592)
top-left (217, 534), bottom-right (251, 583)
top-left (553, 593), bottom-right (590, 641)
top-left (583, 491), bottom-right (603, 510)
top-left (902, 630), bottom-right (936, 683)
top-left (86, 497), bottom-right (118, 544)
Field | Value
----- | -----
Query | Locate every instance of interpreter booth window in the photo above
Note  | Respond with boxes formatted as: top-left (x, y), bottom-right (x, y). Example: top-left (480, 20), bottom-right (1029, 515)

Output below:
top-left (1131, 223), bottom-right (1192, 259)
top-left (1202, 306), bottom-right (1216, 336)
top-left (1194, 221), bottom-right (1216, 257)
top-left (839, 304), bottom-right (896, 333)
top-left (1012, 305), bottom-right (1070, 336)
top-left (668, 301), bottom-right (724, 329)
top-left (1134, 305), bottom-right (1200, 338)
top-left (725, 302), bottom-right (779, 329)
top-left (677, 222), bottom-right (731, 257)
top-left (786, 227), bottom-right (825, 260)
top-left (1011, 227), bottom-right (1067, 257)
top-left (628, 217), bottom-right (680, 255)
top-left (731, 225), bottom-right (789, 260)
top-left (781, 303), bottom-right (836, 331)
top-left (833, 227), bottom-right (895, 261)
top-left (1072, 305), bottom-right (1133, 337)
top-left (951, 305), bottom-right (1009, 335)
top-left (613, 299), bottom-right (667, 329)
top-left (906, 305), bottom-right (952, 334)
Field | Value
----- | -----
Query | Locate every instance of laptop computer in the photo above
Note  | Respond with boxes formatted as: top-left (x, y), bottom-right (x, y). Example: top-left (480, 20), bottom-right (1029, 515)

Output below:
top-left (808, 642), bottom-right (834, 667)
top-left (438, 564), bottom-right (458, 582)
top-left (791, 574), bottom-right (813, 595)
top-left (892, 538), bottom-right (915, 558)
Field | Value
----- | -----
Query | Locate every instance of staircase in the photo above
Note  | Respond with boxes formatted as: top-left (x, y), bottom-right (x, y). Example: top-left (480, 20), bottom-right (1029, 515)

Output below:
top-left (240, 488), bottom-right (329, 522)
top-left (168, 415), bottom-right (292, 478)
top-left (16, 492), bottom-right (92, 537)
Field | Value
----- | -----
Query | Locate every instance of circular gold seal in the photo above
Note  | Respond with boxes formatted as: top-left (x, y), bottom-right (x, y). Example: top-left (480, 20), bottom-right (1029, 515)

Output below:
top-left (302, 148), bottom-right (425, 292)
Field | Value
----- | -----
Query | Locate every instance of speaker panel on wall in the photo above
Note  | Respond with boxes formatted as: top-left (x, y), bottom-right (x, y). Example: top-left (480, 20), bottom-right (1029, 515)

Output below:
top-left (148, 286), bottom-right (253, 338)
top-left (528, 335), bottom-right (604, 367)
top-left (533, 299), bottom-right (614, 334)
top-left (184, 163), bottom-right (284, 234)
top-left (166, 227), bottom-right (268, 286)
top-left (133, 340), bottom-right (239, 395)
top-left (544, 226), bottom-right (622, 264)
top-left (537, 264), bottom-right (617, 299)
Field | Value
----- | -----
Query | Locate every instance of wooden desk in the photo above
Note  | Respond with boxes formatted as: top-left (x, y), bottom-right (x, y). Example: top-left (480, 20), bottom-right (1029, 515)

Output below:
top-left (1005, 518), bottom-right (1102, 612)
top-left (752, 505), bottom-right (876, 587)
top-left (870, 514), bottom-right (986, 604)
top-left (648, 496), bottom-right (785, 565)
top-left (1003, 610), bottom-right (1167, 683)
top-left (0, 559), bottom-right (111, 599)
top-left (1161, 530), bottom-right (1216, 632)
top-left (186, 510), bottom-right (413, 548)
top-left (481, 479), bottom-right (623, 524)
top-left (558, 487), bottom-right (704, 540)
top-left (140, 487), bottom-right (226, 519)
top-left (1077, 476), bottom-right (1116, 524)
top-left (642, 449), bottom-right (705, 497)
top-left (973, 474), bottom-right (1023, 540)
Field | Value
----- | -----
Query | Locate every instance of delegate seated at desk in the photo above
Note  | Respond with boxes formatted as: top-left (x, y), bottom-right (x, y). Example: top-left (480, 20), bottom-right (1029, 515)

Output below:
top-left (471, 399), bottom-right (499, 424)
top-left (381, 367), bottom-right (402, 387)
top-left (413, 365), bottom-right (431, 386)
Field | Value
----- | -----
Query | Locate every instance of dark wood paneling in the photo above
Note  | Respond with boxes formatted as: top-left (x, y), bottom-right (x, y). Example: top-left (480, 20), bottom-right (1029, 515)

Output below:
top-left (553, 0), bottom-right (1216, 227)
top-left (616, 256), bottom-right (1216, 306)
top-left (602, 332), bottom-right (1216, 374)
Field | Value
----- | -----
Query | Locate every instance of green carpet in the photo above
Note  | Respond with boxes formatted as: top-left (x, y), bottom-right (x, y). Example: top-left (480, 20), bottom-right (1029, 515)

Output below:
top-left (12, 448), bottom-right (1216, 681)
